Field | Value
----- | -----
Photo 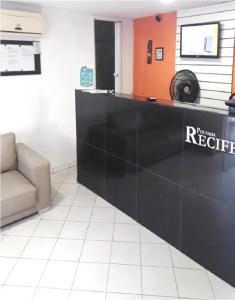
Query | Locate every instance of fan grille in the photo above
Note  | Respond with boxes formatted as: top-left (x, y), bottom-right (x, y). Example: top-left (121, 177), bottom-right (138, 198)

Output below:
top-left (170, 70), bottom-right (200, 103)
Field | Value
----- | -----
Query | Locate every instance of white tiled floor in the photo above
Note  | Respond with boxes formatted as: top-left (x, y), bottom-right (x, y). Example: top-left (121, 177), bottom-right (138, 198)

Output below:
top-left (0, 167), bottom-right (235, 300)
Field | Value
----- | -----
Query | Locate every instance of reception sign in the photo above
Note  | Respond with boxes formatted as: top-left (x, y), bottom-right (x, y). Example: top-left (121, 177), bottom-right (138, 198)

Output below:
top-left (185, 126), bottom-right (235, 155)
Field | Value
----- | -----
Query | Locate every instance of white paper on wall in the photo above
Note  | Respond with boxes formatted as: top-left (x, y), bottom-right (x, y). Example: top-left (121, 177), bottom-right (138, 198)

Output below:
top-left (0, 44), bottom-right (7, 72)
top-left (0, 44), bottom-right (35, 72)
top-left (20, 45), bottom-right (35, 71)
top-left (6, 44), bottom-right (21, 71)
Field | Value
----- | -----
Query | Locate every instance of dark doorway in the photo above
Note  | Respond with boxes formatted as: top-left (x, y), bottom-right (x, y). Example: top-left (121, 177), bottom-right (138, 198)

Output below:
top-left (95, 20), bottom-right (115, 91)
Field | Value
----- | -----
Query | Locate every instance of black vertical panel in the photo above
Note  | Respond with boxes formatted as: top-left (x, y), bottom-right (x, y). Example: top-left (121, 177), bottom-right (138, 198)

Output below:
top-left (77, 142), bottom-right (106, 199)
top-left (105, 95), bottom-right (138, 164)
top-left (76, 92), bottom-right (235, 288)
top-left (95, 20), bottom-right (115, 90)
top-left (137, 102), bottom-right (184, 183)
top-left (76, 91), bottom-right (106, 149)
top-left (105, 153), bottom-right (138, 220)
top-left (75, 90), bottom-right (106, 148)
top-left (181, 188), bottom-right (235, 287)
top-left (137, 169), bottom-right (181, 248)
top-left (223, 116), bottom-right (235, 209)
top-left (87, 93), bottom-right (107, 150)
top-left (182, 110), bottom-right (225, 202)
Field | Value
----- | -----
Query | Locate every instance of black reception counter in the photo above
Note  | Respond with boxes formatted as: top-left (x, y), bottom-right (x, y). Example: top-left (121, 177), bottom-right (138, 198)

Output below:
top-left (75, 90), bottom-right (235, 287)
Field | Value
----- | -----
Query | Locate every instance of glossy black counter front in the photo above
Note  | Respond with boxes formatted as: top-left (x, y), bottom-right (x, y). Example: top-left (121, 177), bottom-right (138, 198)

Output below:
top-left (75, 90), bottom-right (235, 287)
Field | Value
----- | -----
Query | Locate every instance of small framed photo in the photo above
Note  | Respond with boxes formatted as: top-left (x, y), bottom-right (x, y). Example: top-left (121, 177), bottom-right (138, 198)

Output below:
top-left (155, 47), bottom-right (164, 60)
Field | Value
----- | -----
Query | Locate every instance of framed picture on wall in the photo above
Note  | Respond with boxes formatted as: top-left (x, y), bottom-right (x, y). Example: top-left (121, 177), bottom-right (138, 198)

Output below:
top-left (155, 47), bottom-right (164, 60)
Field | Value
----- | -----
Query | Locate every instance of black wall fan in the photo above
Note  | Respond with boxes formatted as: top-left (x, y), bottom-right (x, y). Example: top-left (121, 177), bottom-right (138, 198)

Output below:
top-left (170, 70), bottom-right (200, 103)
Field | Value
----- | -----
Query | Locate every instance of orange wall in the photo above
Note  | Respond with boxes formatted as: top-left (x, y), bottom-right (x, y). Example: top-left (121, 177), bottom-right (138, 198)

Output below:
top-left (133, 12), bottom-right (177, 101)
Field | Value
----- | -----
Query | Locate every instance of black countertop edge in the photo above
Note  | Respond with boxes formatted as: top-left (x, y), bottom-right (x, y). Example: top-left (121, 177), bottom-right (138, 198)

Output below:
top-left (75, 89), bottom-right (231, 117)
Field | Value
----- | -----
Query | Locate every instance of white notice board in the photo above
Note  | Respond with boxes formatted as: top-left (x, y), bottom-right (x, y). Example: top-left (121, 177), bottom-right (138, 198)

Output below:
top-left (0, 41), bottom-right (41, 75)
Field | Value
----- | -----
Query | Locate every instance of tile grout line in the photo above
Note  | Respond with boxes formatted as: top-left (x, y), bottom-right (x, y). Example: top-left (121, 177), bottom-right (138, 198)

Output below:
top-left (105, 205), bottom-right (117, 299)
top-left (1, 214), bottom-right (43, 292)
top-left (0, 217), bottom-right (230, 298)
top-left (138, 223), bottom-right (144, 300)
top-left (1, 227), bottom-right (172, 246)
top-left (1, 222), bottom-right (40, 295)
top-left (206, 270), bottom-right (217, 300)
top-left (5, 169), bottom-right (110, 297)
top-left (0, 253), bottom-right (211, 270)
top-left (31, 169), bottom-right (75, 299)
top-left (0, 282), bottom-right (219, 300)
top-left (67, 190), bottom-right (99, 299)
top-left (169, 243), bottom-right (180, 299)
top-left (0, 168), bottom-right (75, 298)
top-left (0, 168), bottom-right (230, 299)
top-left (51, 168), bottom-right (70, 200)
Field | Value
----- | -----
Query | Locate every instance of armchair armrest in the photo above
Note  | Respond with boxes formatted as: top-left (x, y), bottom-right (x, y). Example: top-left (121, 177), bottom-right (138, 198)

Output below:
top-left (16, 143), bottom-right (51, 211)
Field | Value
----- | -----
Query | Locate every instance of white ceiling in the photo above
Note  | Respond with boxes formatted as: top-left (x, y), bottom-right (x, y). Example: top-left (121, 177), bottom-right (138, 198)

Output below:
top-left (2, 0), bottom-right (225, 18)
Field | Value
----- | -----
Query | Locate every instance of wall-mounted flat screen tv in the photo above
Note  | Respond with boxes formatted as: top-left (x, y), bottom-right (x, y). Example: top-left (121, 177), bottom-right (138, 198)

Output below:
top-left (180, 22), bottom-right (220, 58)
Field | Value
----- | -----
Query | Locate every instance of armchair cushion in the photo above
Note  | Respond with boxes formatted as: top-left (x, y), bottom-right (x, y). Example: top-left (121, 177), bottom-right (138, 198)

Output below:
top-left (16, 143), bottom-right (51, 211)
top-left (1, 170), bottom-right (37, 219)
top-left (0, 133), bottom-right (17, 173)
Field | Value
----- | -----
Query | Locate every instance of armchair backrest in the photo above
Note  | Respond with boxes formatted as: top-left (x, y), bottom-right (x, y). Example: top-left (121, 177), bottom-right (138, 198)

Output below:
top-left (0, 132), bottom-right (17, 173)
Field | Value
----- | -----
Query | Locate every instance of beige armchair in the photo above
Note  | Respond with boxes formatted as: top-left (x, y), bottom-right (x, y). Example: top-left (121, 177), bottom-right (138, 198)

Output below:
top-left (0, 132), bottom-right (51, 227)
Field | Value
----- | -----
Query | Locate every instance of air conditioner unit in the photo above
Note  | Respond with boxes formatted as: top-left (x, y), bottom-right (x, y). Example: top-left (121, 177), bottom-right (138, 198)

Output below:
top-left (0, 9), bottom-right (43, 37)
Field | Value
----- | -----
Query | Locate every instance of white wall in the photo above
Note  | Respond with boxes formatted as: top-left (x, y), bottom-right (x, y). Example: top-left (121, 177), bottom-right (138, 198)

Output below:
top-left (176, 1), bottom-right (235, 109)
top-left (122, 18), bottom-right (133, 95)
top-left (0, 7), bottom-right (133, 171)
